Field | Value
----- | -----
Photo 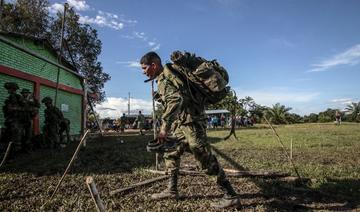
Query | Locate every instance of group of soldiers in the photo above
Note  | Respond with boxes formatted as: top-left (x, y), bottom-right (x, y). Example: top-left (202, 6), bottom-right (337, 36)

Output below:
top-left (103, 111), bottom-right (146, 135)
top-left (1, 82), bottom-right (70, 157)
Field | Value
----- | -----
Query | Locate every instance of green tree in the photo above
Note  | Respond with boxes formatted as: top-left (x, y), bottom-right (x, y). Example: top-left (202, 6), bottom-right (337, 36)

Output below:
top-left (1, 0), bottom-right (110, 104)
top-left (48, 8), bottom-right (110, 103)
top-left (0, 0), bottom-right (49, 38)
top-left (207, 91), bottom-right (243, 115)
top-left (286, 113), bottom-right (303, 124)
top-left (303, 113), bottom-right (318, 123)
top-left (318, 108), bottom-right (336, 123)
top-left (238, 96), bottom-right (254, 116)
top-left (248, 103), bottom-right (266, 123)
top-left (265, 103), bottom-right (292, 124)
top-left (345, 102), bottom-right (360, 122)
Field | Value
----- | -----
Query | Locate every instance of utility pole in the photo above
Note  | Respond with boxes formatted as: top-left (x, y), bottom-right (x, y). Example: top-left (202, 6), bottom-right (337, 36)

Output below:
top-left (128, 92), bottom-right (130, 115)
top-left (54, 3), bottom-right (68, 105)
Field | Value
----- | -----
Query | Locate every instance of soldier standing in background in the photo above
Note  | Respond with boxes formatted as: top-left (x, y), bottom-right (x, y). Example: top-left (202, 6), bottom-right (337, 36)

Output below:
top-left (41, 96), bottom-right (63, 149)
top-left (136, 110), bottom-right (145, 135)
top-left (2, 82), bottom-right (24, 155)
top-left (120, 113), bottom-right (126, 133)
top-left (20, 88), bottom-right (40, 150)
top-left (335, 110), bottom-right (342, 125)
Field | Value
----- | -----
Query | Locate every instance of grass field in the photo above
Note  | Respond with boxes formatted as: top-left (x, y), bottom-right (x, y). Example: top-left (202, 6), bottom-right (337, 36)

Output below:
top-left (0, 123), bottom-right (359, 211)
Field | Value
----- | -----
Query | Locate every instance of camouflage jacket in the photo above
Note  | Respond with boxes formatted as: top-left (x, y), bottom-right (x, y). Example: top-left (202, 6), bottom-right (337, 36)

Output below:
top-left (22, 97), bottom-right (40, 121)
top-left (136, 114), bottom-right (145, 124)
top-left (2, 93), bottom-right (24, 120)
top-left (44, 106), bottom-right (64, 125)
top-left (156, 63), bottom-right (206, 134)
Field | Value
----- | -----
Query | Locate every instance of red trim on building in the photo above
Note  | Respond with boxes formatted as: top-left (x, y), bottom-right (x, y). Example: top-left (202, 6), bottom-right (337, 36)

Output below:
top-left (0, 64), bottom-right (84, 135)
top-left (0, 65), bottom-right (84, 95)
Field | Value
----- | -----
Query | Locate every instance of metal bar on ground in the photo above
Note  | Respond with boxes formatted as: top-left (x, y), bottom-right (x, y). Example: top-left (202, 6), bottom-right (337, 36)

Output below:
top-left (110, 175), bottom-right (169, 196)
top-left (145, 169), bottom-right (290, 178)
top-left (41, 129), bottom-right (90, 209)
top-left (0, 142), bottom-right (13, 168)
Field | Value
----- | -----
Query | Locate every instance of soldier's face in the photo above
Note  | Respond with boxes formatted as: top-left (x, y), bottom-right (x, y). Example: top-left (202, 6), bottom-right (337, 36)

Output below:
top-left (7, 88), bottom-right (16, 94)
top-left (141, 63), bottom-right (158, 79)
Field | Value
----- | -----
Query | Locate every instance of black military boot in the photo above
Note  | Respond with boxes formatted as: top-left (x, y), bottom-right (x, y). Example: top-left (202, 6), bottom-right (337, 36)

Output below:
top-left (151, 171), bottom-right (179, 200)
top-left (211, 170), bottom-right (241, 209)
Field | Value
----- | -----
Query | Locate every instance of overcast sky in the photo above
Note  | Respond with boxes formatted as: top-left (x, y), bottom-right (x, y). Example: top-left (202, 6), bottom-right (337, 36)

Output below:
top-left (48, 0), bottom-right (360, 118)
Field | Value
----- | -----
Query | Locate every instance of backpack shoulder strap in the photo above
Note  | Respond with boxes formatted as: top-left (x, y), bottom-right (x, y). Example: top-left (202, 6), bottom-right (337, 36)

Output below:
top-left (163, 63), bottom-right (186, 89)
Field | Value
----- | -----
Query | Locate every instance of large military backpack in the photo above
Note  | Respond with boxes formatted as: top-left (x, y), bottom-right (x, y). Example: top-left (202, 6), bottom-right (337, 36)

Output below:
top-left (168, 51), bottom-right (230, 105)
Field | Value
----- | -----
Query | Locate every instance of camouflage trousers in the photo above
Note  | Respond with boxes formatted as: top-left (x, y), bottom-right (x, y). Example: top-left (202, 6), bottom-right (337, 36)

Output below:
top-left (44, 124), bottom-right (60, 148)
top-left (4, 119), bottom-right (23, 151)
top-left (22, 120), bottom-right (32, 149)
top-left (59, 121), bottom-right (70, 144)
top-left (163, 121), bottom-right (226, 182)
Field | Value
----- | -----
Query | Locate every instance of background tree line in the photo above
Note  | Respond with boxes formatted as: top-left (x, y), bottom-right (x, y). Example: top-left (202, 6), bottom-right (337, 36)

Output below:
top-left (0, 0), bottom-right (110, 103)
top-left (208, 92), bottom-right (360, 125)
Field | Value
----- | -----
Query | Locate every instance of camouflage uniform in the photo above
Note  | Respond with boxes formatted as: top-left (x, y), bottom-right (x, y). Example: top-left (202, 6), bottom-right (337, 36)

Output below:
top-left (42, 97), bottom-right (64, 148)
top-left (59, 118), bottom-right (71, 144)
top-left (154, 64), bottom-right (239, 205)
top-left (120, 113), bottom-right (126, 133)
top-left (2, 82), bottom-right (24, 152)
top-left (136, 111), bottom-right (145, 135)
top-left (20, 88), bottom-right (40, 150)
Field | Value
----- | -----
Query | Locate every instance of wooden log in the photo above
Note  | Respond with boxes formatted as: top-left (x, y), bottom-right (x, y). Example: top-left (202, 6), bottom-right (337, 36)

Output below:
top-left (145, 169), bottom-right (290, 178)
top-left (0, 142), bottom-right (13, 167)
top-left (86, 176), bottom-right (106, 212)
top-left (110, 175), bottom-right (169, 196)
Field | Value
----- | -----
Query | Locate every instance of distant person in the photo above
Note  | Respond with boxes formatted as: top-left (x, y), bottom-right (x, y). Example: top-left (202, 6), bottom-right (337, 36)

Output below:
top-left (135, 111), bottom-right (145, 135)
top-left (120, 113), bottom-right (127, 133)
top-left (220, 114), bottom-right (225, 128)
top-left (20, 88), bottom-right (40, 150)
top-left (335, 110), bottom-right (341, 125)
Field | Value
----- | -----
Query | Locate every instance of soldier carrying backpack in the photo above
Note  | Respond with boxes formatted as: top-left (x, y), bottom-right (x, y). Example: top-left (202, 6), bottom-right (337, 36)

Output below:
top-left (140, 51), bottom-right (241, 209)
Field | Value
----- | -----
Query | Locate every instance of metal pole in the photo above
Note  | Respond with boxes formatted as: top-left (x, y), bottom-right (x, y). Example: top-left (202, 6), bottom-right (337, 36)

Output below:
top-left (151, 81), bottom-right (159, 170)
top-left (83, 79), bottom-right (88, 136)
top-left (41, 130), bottom-right (90, 209)
top-left (264, 116), bottom-right (302, 182)
top-left (54, 3), bottom-right (68, 106)
top-left (128, 92), bottom-right (130, 115)
top-left (152, 81), bottom-right (156, 139)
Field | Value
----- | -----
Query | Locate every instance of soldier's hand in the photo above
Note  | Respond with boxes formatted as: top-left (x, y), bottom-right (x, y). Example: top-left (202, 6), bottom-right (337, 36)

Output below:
top-left (157, 131), bottom-right (167, 144)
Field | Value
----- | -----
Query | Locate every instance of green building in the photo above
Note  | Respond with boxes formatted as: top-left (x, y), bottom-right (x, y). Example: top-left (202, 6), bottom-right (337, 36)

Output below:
top-left (0, 32), bottom-right (85, 136)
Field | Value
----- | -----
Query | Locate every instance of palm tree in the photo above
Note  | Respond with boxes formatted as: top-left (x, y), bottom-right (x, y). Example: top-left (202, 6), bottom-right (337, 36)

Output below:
top-left (265, 103), bottom-right (292, 124)
top-left (345, 102), bottom-right (360, 122)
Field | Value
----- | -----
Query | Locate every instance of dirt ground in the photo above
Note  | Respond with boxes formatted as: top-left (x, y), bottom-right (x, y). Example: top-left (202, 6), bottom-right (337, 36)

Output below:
top-left (0, 131), bottom-right (359, 211)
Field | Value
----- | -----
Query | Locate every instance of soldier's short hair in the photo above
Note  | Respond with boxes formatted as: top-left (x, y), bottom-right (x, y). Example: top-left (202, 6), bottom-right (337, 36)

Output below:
top-left (4, 82), bottom-right (19, 90)
top-left (140, 51), bottom-right (161, 65)
top-left (21, 88), bottom-right (31, 94)
top-left (42, 96), bottom-right (53, 104)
